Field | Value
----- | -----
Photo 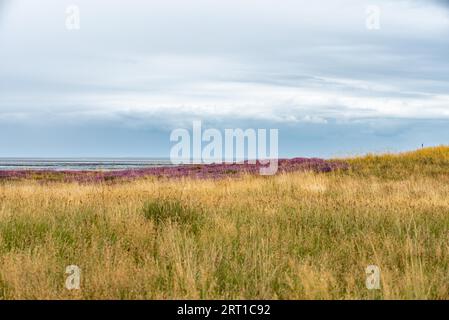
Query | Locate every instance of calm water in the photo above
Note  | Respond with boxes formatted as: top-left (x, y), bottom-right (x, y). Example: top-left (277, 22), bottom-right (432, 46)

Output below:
top-left (0, 158), bottom-right (175, 171)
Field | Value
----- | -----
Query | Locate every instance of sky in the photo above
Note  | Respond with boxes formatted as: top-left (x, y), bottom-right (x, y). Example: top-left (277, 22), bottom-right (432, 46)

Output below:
top-left (0, 0), bottom-right (449, 158)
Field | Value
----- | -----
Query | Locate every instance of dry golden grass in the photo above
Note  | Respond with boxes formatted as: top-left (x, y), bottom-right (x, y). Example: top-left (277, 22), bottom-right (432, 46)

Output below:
top-left (0, 147), bottom-right (448, 299)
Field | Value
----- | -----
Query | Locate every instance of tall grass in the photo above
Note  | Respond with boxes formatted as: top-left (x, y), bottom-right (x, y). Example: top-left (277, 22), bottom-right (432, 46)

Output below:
top-left (0, 147), bottom-right (448, 299)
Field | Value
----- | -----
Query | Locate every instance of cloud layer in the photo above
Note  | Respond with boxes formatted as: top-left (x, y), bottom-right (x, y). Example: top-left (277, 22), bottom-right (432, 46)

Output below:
top-left (0, 0), bottom-right (448, 156)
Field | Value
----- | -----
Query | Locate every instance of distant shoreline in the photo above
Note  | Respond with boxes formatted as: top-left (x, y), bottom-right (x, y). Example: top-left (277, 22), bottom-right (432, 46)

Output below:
top-left (0, 158), bottom-right (348, 182)
top-left (0, 158), bottom-right (175, 171)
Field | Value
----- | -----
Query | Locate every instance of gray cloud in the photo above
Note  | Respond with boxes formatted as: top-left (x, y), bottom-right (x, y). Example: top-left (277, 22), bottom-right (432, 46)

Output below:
top-left (433, 0), bottom-right (449, 8)
top-left (0, 0), bottom-right (10, 24)
top-left (0, 0), bottom-right (448, 156)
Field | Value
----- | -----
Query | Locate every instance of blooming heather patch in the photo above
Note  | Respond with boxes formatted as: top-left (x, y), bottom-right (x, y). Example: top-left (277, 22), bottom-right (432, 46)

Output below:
top-left (0, 158), bottom-right (348, 183)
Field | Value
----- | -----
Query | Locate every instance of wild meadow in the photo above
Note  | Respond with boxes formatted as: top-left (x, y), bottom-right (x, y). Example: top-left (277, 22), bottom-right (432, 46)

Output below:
top-left (0, 147), bottom-right (448, 299)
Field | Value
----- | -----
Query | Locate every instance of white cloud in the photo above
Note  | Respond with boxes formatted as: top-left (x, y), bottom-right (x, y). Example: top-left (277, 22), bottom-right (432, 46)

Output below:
top-left (0, 0), bottom-right (448, 147)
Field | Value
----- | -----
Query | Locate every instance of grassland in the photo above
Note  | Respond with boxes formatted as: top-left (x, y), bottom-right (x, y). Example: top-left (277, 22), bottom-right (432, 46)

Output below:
top-left (0, 147), bottom-right (448, 299)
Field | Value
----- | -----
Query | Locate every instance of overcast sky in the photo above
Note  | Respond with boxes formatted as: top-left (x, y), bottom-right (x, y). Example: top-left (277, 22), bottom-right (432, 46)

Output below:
top-left (0, 0), bottom-right (448, 157)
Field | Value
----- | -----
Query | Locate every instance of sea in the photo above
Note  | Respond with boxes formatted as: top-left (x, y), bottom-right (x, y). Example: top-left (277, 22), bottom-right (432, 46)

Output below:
top-left (0, 158), bottom-right (175, 171)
